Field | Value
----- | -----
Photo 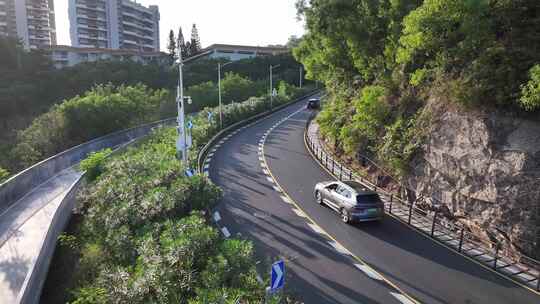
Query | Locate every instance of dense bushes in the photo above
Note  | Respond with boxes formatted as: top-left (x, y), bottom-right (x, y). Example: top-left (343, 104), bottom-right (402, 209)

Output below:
top-left (10, 84), bottom-right (169, 170)
top-left (79, 149), bottom-right (112, 182)
top-left (63, 127), bottom-right (264, 303)
top-left (296, 0), bottom-right (540, 177)
top-left (0, 167), bottom-right (8, 183)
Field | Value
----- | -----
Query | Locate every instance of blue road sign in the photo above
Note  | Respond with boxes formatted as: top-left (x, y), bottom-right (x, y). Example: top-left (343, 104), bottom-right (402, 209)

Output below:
top-left (185, 169), bottom-right (195, 177)
top-left (270, 260), bottom-right (285, 291)
top-left (187, 120), bottom-right (193, 130)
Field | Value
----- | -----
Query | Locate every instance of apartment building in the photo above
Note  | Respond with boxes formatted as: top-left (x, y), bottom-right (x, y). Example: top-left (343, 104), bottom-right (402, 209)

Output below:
top-left (69, 0), bottom-right (159, 52)
top-left (0, 0), bottom-right (56, 49)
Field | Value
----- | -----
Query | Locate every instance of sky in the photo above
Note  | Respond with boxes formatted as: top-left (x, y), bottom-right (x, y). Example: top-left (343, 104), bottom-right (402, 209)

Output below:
top-left (54, 0), bottom-right (305, 51)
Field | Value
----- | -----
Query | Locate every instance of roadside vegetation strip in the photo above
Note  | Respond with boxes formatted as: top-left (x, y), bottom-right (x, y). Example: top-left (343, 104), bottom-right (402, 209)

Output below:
top-left (305, 117), bottom-right (540, 296)
top-left (260, 108), bottom-right (421, 304)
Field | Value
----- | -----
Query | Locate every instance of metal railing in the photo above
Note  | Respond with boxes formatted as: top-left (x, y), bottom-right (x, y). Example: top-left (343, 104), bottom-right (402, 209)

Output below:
top-left (304, 113), bottom-right (540, 292)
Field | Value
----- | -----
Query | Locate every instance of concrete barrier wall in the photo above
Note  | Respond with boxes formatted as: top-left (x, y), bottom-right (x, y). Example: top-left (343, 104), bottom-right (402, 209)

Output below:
top-left (0, 118), bottom-right (175, 214)
top-left (16, 177), bottom-right (83, 304)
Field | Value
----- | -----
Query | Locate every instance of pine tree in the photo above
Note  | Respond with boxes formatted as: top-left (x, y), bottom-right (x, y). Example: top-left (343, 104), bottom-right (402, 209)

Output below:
top-left (177, 26), bottom-right (188, 59)
top-left (167, 29), bottom-right (176, 62)
top-left (185, 41), bottom-right (192, 57)
top-left (190, 24), bottom-right (201, 55)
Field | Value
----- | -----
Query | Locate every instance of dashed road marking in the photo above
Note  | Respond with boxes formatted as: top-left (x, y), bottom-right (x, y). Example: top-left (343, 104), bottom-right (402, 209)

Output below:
top-left (329, 240), bottom-right (352, 256)
top-left (221, 227), bottom-right (231, 238)
top-left (272, 186), bottom-right (281, 192)
top-left (262, 169), bottom-right (270, 175)
top-left (354, 264), bottom-right (384, 281)
top-left (292, 208), bottom-right (307, 218)
top-left (207, 152), bottom-right (214, 158)
top-left (307, 223), bottom-right (326, 235)
top-left (390, 292), bottom-right (416, 304)
top-left (266, 177), bottom-right (274, 183)
top-left (280, 195), bottom-right (293, 204)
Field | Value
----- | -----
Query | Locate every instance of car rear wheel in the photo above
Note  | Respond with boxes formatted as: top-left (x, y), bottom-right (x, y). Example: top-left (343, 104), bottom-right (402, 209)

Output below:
top-left (341, 209), bottom-right (351, 224)
top-left (315, 191), bottom-right (323, 205)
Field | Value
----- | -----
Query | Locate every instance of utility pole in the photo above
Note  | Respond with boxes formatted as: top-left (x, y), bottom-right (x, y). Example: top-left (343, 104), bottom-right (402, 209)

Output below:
top-left (218, 61), bottom-right (233, 130)
top-left (269, 64), bottom-right (280, 109)
top-left (299, 66), bottom-right (303, 88)
top-left (176, 37), bottom-right (187, 163)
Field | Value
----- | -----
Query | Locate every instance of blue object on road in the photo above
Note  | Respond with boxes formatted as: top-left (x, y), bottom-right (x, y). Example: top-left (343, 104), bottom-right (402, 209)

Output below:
top-left (270, 260), bottom-right (285, 291)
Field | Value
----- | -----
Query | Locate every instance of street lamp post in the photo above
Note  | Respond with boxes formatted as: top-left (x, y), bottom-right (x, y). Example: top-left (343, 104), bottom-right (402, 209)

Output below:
top-left (299, 66), bottom-right (303, 88)
top-left (218, 61), bottom-right (233, 129)
top-left (269, 64), bottom-right (280, 109)
top-left (175, 37), bottom-right (191, 164)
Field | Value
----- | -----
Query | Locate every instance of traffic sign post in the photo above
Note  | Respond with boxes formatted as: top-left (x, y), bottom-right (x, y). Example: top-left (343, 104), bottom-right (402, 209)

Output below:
top-left (265, 260), bottom-right (285, 303)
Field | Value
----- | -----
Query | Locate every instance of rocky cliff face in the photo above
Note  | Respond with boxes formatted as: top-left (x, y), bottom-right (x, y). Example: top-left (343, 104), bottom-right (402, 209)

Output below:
top-left (407, 100), bottom-right (540, 258)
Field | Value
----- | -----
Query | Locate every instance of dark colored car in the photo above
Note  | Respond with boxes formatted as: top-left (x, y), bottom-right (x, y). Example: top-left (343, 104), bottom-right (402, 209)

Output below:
top-left (314, 180), bottom-right (385, 223)
top-left (307, 98), bottom-right (320, 109)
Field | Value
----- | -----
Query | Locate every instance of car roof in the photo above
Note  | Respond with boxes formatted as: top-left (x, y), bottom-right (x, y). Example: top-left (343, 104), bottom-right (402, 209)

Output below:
top-left (341, 181), bottom-right (376, 195)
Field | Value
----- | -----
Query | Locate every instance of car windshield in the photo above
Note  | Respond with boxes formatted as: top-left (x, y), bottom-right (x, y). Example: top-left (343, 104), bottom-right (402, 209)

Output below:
top-left (356, 194), bottom-right (382, 205)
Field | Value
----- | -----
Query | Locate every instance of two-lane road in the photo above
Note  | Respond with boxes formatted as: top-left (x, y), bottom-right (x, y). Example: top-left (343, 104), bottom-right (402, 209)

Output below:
top-left (208, 96), bottom-right (539, 303)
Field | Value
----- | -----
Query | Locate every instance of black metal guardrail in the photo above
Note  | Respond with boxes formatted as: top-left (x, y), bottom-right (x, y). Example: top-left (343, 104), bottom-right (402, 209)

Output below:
top-left (197, 90), bottom-right (321, 173)
top-left (304, 112), bottom-right (540, 293)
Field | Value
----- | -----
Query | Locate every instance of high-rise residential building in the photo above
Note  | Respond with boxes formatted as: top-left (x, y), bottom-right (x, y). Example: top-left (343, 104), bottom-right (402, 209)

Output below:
top-left (0, 0), bottom-right (57, 49)
top-left (69, 0), bottom-right (160, 52)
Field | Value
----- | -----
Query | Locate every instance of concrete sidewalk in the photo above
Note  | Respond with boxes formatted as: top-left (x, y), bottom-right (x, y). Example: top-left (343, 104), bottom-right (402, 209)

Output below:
top-left (0, 167), bottom-right (81, 303)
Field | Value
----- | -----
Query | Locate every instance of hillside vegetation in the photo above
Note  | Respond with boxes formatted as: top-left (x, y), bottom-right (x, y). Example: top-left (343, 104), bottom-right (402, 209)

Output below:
top-left (294, 0), bottom-right (540, 177)
top-left (41, 83), bottom-right (313, 304)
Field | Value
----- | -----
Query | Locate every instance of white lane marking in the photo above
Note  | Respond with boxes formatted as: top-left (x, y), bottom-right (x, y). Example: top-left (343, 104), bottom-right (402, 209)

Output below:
top-left (260, 162), bottom-right (267, 168)
top-left (219, 140), bottom-right (225, 145)
top-left (221, 227), bottom-right (231, 238)
top-left (328, 240), bottom-right (352, 256)
top-left (259, 157), bottom-right (264, 161)
top-left (307, 223), bottom-right (325, 235)
top-left (390, 292), bottom-right (416, 304)
top-left (266, 177), bottom-right (274, 183)
top-left (258, 146), bottom-right (263, 151)
top-left (213, 211), bottom-right (222, 222)
top-left (354, 264), bottom-right (384, 281)
top-left (205, 158), bottom-right (211, 164)
top-left (207, 152), bottom-right (214, 158)
top-left (262, 169), bottom-right (270, 175)
top-left (214, 144), bottom-right (221, 148)
top-left (272, 186), bottom-right (281, 192)
top-left (280, 195), bottom-right (293, 204)
top-left (210, 148), bottom-right (217, 153)
top-left (292, 208), bottom-right (307, 218)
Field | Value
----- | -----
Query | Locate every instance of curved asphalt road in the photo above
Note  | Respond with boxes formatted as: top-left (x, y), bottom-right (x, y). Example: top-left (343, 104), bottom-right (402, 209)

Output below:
top-left (209, 97), bottom-right (539, 303)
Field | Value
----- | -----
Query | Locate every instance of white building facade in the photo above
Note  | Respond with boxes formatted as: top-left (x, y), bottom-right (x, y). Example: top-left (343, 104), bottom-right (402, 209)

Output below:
top-left (41, 44), bottom-right (168, 69)
top-left (0, 0), bottom-right (56, 49)
top-left (69, 0), bottom-right (159, 52)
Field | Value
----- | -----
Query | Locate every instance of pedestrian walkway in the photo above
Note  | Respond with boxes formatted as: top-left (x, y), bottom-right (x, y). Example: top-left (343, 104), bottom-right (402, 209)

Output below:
top-left (0, 167), bottom-right (81, 303)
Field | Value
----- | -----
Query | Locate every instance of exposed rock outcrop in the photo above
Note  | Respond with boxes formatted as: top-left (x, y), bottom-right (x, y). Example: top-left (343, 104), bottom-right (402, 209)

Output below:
top-left (407, 99), bottom-right (540, 258)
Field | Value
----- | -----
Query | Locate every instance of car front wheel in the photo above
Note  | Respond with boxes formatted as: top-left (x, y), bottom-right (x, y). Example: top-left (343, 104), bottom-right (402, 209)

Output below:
top-left (315, 191), bottom-right (323, 205)
top-left (341, 209), bottom-right (351, 224)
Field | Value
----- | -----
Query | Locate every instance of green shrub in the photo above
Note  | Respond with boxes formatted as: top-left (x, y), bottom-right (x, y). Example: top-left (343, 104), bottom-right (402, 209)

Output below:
top-left (12, 84), bottom-right (168, 171)
top-left (520, 64), bottom-right (540, 111)
top-left (80, 149), bottom-right (112, 182)
top-left (339, 85), bottom-right (390, 155)
top-left (0, 167), bottom-right (9, 183)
